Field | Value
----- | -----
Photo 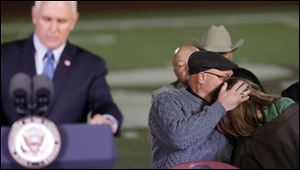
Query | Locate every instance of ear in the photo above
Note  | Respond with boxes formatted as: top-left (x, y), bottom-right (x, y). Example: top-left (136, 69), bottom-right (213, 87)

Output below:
top-left (197, 72), bottom-right (206, 84)
top-left (70, 12), bottom-right (79, 31)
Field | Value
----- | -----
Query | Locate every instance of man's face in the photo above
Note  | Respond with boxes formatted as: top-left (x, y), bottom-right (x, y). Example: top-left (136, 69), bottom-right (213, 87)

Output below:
top-left (173, 46), bottom-right (199, 84)
top-left (32, 1), bottom-right (78, 49)
top-left (203, 68), bottom-right (233, 94)
top-left (173, 59), bottom-right (189, 83)
top-left (220, 51), bottom-right (233, 61)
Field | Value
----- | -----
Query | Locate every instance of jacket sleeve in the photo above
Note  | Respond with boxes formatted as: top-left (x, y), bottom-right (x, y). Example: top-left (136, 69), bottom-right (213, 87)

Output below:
top-left (89, 60), bottom-right (123, 136)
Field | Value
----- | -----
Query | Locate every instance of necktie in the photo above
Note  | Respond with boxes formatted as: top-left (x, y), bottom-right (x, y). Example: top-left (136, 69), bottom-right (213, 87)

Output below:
top-left (42, 50), bottom-right (55, 79)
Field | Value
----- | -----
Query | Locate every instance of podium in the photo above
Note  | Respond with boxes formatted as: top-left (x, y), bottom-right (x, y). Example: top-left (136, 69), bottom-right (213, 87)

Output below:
top-left (1, 124), bottom-right (118, 169)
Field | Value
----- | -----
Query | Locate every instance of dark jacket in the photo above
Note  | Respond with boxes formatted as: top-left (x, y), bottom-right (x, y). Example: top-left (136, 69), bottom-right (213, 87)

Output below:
top-left (1, 36), bottom-right (123, 135)
top-left (233, 103), bottom-right (299, 169)
top-left (281, 81), bottom-right (299, 103)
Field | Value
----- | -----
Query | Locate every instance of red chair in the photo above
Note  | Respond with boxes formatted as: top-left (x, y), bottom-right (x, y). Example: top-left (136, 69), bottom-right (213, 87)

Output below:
top-left (171, 160), bottom-right (238, 169)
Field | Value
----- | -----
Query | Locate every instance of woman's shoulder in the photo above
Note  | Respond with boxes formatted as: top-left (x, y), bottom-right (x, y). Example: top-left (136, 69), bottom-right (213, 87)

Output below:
top-left (265, 97), bottom-right (295, 122)
top-left (274, 97), bottom-right (295, 112)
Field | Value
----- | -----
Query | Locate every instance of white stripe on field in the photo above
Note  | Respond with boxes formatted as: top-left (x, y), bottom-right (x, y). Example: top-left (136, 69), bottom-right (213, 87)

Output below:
top-left (1, 12), bottom-right (298, 34)
top-left (73, 13), bottom-right (299, 31)
top-left (106, 63), bottom-right (292, 87)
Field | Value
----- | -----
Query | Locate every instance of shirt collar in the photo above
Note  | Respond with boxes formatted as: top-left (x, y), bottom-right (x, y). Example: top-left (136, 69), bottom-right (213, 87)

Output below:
top-left (186, 86), bottom-right (209, 103)
top-left (33, 33), bottom-right (66, 63)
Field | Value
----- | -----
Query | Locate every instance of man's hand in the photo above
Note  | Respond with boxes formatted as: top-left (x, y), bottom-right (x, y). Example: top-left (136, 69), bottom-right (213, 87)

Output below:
top-left (217, 81), bottom-right (251, 111)
top-left (88, 114), bottom-right (117, 134)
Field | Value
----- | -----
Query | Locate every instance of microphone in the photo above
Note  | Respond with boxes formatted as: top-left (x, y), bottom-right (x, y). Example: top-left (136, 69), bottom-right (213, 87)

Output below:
top-left (9, 73), bottom-right (32, 116)
top-left (33, 75), bottom-right (54, 115)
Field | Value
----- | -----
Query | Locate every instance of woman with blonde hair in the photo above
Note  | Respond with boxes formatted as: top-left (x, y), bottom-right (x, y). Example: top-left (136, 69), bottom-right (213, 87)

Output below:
top-left (215, 77), bottom-right (298, 169)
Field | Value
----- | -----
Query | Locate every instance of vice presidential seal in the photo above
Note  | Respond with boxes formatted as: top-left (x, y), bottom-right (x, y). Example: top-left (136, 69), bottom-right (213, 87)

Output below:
top-left (8, 116), bottom-right (61, 169)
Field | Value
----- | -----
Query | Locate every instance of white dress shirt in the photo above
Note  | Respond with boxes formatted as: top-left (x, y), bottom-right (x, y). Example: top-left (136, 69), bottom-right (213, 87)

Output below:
top-left (33, 33), bottom-right (66, 75)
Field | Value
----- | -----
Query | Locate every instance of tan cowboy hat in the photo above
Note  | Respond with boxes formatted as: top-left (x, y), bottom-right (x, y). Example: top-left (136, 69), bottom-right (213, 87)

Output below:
top-left (193, 25), bottom-right (245, 52)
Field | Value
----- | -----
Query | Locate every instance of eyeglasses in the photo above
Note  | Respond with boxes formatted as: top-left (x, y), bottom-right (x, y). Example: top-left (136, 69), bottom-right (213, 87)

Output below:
top-left (204, 72), bottom-right (231, 81)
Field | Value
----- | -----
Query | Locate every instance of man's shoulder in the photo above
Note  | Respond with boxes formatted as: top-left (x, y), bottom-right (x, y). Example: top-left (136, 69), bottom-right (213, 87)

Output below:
top-left (1, 37), bottom-right (33, 61)
top-left (152, 83), bottom-right (176, 98)
top-left (1, 37), bottom-right (28, 49)
top-left (152, 85), bottom-right (185, 103)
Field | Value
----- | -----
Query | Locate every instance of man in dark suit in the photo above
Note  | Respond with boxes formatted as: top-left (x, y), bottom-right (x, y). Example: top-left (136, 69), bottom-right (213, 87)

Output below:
top-left (1, 1), bottom-right (123, 136)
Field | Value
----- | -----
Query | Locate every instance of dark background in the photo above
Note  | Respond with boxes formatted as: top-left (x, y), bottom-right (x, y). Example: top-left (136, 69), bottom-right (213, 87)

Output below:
top-left (2, 1), bottom-right (297, 19)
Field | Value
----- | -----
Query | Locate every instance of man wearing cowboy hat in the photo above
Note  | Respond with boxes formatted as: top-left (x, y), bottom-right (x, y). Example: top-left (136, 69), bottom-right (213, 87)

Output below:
top-left (194, 25), bottom-right (244, 60)
top-left (194, 25), bottom-right (265, 91)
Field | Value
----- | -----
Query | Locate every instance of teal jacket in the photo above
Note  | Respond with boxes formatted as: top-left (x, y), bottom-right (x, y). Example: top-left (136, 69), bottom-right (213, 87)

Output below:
top-left (264, 97), bottom-right (295, 122)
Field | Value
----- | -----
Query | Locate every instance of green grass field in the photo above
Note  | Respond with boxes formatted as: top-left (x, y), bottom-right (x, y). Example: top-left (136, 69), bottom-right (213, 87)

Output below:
top-left (113, 128), bottom-right (152, 169)
top-left (1, 5), bottom-right (299, 169)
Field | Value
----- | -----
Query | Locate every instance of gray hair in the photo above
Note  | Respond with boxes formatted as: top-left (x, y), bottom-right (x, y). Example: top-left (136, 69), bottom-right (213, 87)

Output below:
top-left (34, 1), bottom-right (77, 14)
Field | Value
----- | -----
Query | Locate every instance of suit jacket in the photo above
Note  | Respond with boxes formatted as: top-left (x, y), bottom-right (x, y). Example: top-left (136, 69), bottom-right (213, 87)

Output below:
top-left (1, 36), bottom-right (123, 135)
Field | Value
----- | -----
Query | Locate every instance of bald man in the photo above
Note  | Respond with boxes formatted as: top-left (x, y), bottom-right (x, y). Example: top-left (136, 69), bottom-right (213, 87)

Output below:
top-left (151, 44), bottom-right (199, 101)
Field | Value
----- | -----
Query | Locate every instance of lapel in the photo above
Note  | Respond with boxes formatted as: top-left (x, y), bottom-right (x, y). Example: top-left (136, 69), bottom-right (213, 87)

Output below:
top-left (47, 42), bottom-right (77, 115)
top-left (21, 36), bottom-right (37, 77)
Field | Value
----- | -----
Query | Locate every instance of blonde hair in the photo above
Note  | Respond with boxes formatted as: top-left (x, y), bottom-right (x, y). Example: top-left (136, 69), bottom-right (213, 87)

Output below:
top-left (34, 1), bottom-right (77, 15)
top-left (216, 77), bottom-right (280, 137)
